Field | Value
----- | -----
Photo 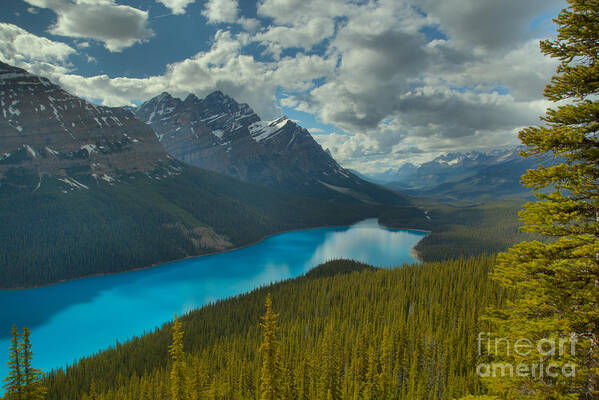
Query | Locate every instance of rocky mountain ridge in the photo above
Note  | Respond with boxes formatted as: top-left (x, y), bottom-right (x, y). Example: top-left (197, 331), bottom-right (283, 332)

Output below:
top-left (135, 91), bottom-right (402, 204)
top-left (0, 61), bottom-right (173, 193)
top-left (367, 147), bottom-right (527, 189)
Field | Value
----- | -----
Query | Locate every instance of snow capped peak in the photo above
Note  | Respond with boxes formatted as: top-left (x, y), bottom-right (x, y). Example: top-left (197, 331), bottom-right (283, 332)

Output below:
top-left (249, 116), bottom-right (290, 142)
top-left (156, 92), bottom-right (172, 101)
top-left (138, 92), bottom-right (180, 124)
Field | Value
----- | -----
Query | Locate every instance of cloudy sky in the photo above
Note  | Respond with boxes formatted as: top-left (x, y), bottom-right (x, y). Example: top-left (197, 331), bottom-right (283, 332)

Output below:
top-left (1, 0), bottom-right (566, 173)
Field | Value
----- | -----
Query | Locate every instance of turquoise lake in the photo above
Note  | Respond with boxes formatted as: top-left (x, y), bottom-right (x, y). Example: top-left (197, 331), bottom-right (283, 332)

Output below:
top-left (0, 219), bottom-right (426, 386)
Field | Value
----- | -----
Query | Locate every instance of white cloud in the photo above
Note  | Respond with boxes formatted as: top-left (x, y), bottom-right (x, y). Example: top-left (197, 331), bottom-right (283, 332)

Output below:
top-left (238, 17), bottom-right (261, 32)
top-left (201, 0), bottom-right (261, 31)
top-left (4, 0), bottom-right (569, 173)
top-left (156, 0), bottom-right (196, 15)
top-left (24, 0), bottom-right (153, 52)
top-left (40, 30), bottom-right (332, 121)
top-left (202, 0), bottom-right (239, 24)
top-left (414, 0), bottom-right (565, 52)
top-left (254, 17), bottom-right (335, 58)
top-left (257, 0), bottom-right (353, 25)
top-left (0, 22), bottom-right (75, 66)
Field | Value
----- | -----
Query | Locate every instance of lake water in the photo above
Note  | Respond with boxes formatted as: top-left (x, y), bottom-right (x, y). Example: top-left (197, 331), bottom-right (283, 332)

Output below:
top-left (0, 219), bottom-right (426, 386)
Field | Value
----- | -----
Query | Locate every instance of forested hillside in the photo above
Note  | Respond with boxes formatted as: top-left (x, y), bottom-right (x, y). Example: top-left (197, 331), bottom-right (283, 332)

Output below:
top-left (41, 256), bottom-right (503, 400)
top-left (379, 199), bottom-right (542, 261)
top-left (0, 165), bottom-right (391, 289)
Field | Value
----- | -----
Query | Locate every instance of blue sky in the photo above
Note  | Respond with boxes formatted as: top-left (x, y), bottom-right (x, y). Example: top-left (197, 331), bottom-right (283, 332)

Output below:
top-left (0, 0), bottom-right (566, 173)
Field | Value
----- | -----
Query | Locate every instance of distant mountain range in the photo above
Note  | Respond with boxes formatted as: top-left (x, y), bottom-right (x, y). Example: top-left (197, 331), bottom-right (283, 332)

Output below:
top-left (134, 91), bottom-right (400, 204)
top-left (359, 148), bottom-right (550, 201)
top-left (367, 148), bottom-right (524, 187)
top-left (0, 61), bottom-right (409, 288)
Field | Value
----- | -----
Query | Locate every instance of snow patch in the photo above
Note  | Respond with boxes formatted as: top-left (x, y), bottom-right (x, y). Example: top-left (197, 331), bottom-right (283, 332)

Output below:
top-left (25, 145), bottom-right (37, 158)
top-left (212, 129), bottom-right (225, 139)
top-left (81, 144), bottom-right (97, 154)
top-left (58, 177), bottom-right (89, 190)
top-left (8, 100), bottom-right (20, 116)
top-left (101, 174), bottom-right (115, 183)
top-left (249, 117), bottom-right (289, 142)
top-left (318, 180), bottom-right (351, 194)
top-left (45, 147), bottom-right (59, 156)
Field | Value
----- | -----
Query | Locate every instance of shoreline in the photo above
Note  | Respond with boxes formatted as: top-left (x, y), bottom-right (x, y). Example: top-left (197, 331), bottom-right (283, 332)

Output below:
top-left (410, 247), bottom-right (424, 263)
top-left (4, 218), bottom-right (429, 291)
top-left (377, 222), bottom-right (430, 263)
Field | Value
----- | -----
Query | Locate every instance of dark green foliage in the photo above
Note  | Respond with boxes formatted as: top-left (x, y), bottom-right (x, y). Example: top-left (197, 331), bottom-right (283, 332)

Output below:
top-left (380, 199), bottom-right (543, 261)
top-left (41, 256), bottom-right (504, 400)
top-left (0, 164), bottom-right (385, 288)
top-left (304, 259), bottom-right (375, 279)
top-left (3, 326), bottom-right (21, 398)
top-left (2, 326), bottom-right (45, 400)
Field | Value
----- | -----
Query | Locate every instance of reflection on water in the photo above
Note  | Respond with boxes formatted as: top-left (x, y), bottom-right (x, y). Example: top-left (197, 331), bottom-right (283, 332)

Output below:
top-left (0, 219), bottom-right (426, 388)
top-left (305, 219), bottom-right (425, 271)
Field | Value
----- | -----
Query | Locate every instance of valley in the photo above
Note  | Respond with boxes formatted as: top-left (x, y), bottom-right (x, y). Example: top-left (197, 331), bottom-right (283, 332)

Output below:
top-left (0, 220), bottom-right (425, 392)
top-left (0, 62), bottom-right (410, 289)
top-left (1, 2), bottom-right (596, 398)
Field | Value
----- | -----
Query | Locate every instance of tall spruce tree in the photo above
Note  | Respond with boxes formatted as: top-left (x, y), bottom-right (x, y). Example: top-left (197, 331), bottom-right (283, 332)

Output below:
top-left (259, 294), bottom-right (280, 400)
top-left (3, 326), bottom-right (22, 400)
top-left (20, 327), bottom-right (45, 400)
top-left (169, 314), bottom-right (187, 400)
top-left (486, 0), bottom-right (599, 398)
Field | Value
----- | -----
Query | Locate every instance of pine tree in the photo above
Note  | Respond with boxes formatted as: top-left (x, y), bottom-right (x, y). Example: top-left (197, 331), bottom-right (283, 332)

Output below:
top-left (259, 294), bottom-right (280, 400)
top-left (488, 0), bottom-right (599, 398)
top-left (20, 327), bottom-right (45, 400)
top-left (169, 314), bottom-right (187, 400)
top-left (3, 326), bottom-right (22, 400)
top-left (319, 322), bottom-right (342, 400)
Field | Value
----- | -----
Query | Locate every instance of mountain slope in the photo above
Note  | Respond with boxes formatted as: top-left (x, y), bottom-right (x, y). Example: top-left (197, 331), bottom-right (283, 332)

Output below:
top-left (0, 62), bottom-right (392, 288)
top-left (385, 150), bottom-right (553, 201)
top-left (367, 148), bottom-right (531, 190)
top-left (0, 62), bottom-right (166, 189)
top-left (135, 91), bottom-right (404, 205)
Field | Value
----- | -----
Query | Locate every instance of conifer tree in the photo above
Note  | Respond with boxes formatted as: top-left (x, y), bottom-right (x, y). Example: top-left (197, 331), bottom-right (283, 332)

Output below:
top-left (319, 322), bottom-right (342, 400)
top-left (169, 314), bottom-right (187, 400)
top-left (88, 379), bottom-right (99, 400)
top-left (20, 327), bottom-right (45, 400)
top-left (3, 326), bottom-right (22, 400)
top-left (259, 294), bottom-right (280, 400)
top-left (488, 0), bottom-right (599, 398)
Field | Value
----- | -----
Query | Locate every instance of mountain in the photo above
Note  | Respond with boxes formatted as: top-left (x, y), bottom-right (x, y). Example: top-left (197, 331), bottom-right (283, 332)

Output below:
top-left (134, 91), bottom-right (402, 204)
top-left (0, 61), bottom-right (395, 288)
top-left (379, 147), bottom-right (552, 201)
top-left (368, 148), bottom-right (526, 189)
top-left (366, 163), bottom-right (419, 185)
top-left (0, 62), bottom-right (169, 190)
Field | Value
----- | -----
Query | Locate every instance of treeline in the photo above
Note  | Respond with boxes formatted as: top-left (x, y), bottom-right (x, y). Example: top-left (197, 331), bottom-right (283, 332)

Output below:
top-left (0, 166), bottom-right (384, 288)
top-left (41, 256), bottom-right (504, 399)
top-left (380, 199), bottom-right (542, 261)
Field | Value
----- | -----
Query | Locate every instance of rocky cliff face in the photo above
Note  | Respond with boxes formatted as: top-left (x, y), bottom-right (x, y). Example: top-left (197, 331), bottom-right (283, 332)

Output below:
top-left (136, 91), bottom-right (401, 203)
top-left (0, 62), bottom-right (172, 191)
